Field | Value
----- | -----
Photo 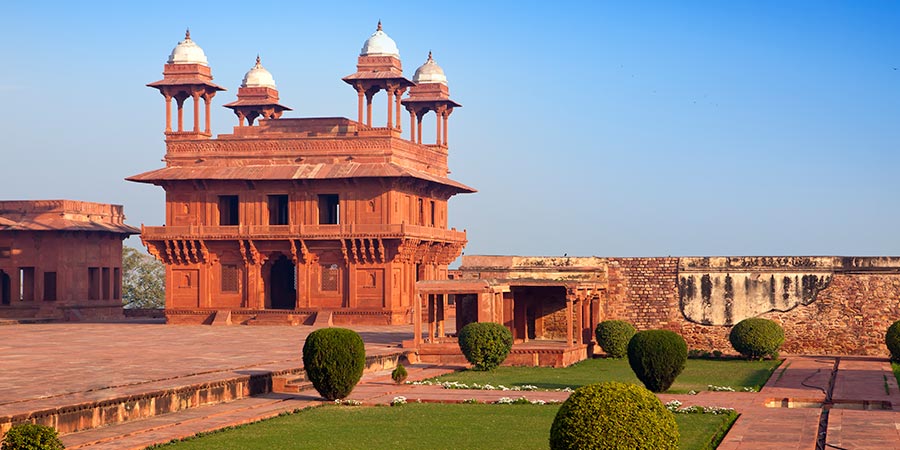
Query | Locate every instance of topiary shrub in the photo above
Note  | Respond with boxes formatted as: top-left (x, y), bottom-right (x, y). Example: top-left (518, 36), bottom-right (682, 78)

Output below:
top-left (549, 381), bottom-right (678, 450)
top-left (729, 317), bottom-right (784, 359)
top-left (302, 327), bottom-right (366, 400)
top-left (885, 320), bottom-right (900, 362)
top-left (391, 364), bottom-right (408, 384)
top-left (594, 320), bottom-right (636, 358)
top-left (1, 423), bottom-right (65, 450)
top-left (458, 322), bottom-right (513, 371)
top-left (627, 329), bottom-right (688, 393)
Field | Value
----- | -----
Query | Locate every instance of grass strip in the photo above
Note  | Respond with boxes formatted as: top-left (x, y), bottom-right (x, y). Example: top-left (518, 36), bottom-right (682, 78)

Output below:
top-left (431, 357), bottom-right (782, 394)
top-left (154, 402), bottom-right (737, 450)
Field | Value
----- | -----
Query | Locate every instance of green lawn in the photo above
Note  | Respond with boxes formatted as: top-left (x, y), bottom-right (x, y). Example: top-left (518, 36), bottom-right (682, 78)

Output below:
top-left (430, 358), bottom-right (781, 393)
top-left (893, 362), bottom-right (900, 389)
top-left (156, 403), bottom-right (737, 450)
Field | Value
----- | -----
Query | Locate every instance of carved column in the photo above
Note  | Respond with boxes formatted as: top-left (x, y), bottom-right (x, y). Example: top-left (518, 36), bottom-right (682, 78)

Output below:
top-left (365, 91), bottom-right (374, 127)
top-left (565, 295), bottom-right (574, 346)
top-left (356, 87), bottom-right (365, 123)
top-left (386, 88), bottom-right (394, 129)
top-left (394, 89), bottom-right (403, 131)
top-left (164, 94), bottom-right (172, 132)
top-left (192, 92), bottom-right (201, 133)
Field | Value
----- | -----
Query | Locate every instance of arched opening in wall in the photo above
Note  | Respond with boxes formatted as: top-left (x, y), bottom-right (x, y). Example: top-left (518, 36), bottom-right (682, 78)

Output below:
top-left (0, 270), bottom-right (10, 305)
top-left (269, 255), bottom-right (296, 310)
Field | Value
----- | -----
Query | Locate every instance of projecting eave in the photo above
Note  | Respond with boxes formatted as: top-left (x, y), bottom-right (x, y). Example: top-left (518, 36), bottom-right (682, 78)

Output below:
top-left (147, 78), bottom-right (226, 91)
top-left (126, 162), bottom-right (476, 194)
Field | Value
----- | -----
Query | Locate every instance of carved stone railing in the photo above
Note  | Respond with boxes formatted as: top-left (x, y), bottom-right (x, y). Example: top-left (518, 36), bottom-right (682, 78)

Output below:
top-left (140, 223), bottom-right (467, 243)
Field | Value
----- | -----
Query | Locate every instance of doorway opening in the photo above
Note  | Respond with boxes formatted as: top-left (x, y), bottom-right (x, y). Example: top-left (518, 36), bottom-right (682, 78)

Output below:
top-left (269, 255), bottom-right (296, 310)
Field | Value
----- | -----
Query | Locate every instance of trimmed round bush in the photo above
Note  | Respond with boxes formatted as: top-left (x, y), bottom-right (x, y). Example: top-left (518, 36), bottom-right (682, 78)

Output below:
top-left (729, 317), bottom-right (784, 359)
top-left (302, 327), bottom-right (366, 400)
top-left (627, 329), bottom-right (688, 393)
top-left (594, 320), bottom-right (636, 358)
top-left (391, 364), bottom-right (408, 384)
top-left (885, 320), bottom-right (900, 362)
top-left (458, 322), bottom-right (513, 371)
top-left (1, 423), bottom-right (65, 450)
top-left (549, 381), bottom-right (678, 450)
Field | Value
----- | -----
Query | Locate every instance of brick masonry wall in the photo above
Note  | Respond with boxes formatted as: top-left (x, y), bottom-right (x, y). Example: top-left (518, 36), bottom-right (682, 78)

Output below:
top-left (606, 259), bottom-right (900, 356)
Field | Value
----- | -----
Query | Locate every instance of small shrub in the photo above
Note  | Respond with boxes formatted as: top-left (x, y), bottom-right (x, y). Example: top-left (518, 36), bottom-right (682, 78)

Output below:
top-left (887, 320), bottom-right (900, 362)
top-left (458, 322), bottom-right (513, 371)
top-left (391, 364), bottom-right (408, 384)
top-left (729, 318), bottom-right (784, 359)
top-left (302, 327), bottom-right (366, 400)
top-left (594, 320), bottom-right (636, 358)
top-left (627, 329), bottom-right (688, 393)
top-left (1, 423), bottom-right (65, 450)
top-left (549, 381), bottom-right (678, 450)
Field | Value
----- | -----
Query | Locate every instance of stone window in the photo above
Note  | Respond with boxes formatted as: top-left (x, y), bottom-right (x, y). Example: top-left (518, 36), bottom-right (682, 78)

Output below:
top-left (321, 264), bottom-right (339, 292)
top-left (218, 195), bottom-right (240, 226)
top-left (318, 194), bottom-right (339, 225)
top-left (88, 267), bottom-right (100, 300)
top-left (19, 267), bottom-right (34, 301)
top-left (221, 264), bottom-right (240, 293)
top-left (268, 195), bottom-right (289, 225)
top-left (43, 272), bottom-right (57, 301)
top-left (418, 198), bottom-right (424, 225)
top-left (102, 268), bottom-right (111, 300)
top-left (113, 268), bottom-right (121, 300)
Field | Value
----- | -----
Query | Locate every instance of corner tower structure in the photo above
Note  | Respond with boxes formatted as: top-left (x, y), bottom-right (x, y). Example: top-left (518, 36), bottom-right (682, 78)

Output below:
top-left (129, 26), bottom-right (474, 325)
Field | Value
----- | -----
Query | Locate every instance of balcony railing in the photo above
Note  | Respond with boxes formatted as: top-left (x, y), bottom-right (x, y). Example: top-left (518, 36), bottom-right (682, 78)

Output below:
top-left (141, 223), bottom-right (467, 243)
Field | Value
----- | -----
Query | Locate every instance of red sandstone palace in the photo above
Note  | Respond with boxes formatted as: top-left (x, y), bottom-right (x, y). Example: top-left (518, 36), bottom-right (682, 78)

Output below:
top-left (0, 200), bottom-right (138, 321)
top-left (129, 25), bottom-right (473, 325)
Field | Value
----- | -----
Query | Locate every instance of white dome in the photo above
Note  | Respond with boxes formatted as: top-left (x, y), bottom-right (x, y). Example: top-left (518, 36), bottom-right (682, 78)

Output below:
top-left (167, 30), bottom-right (208, 65)
top-left (359, 21), bottom-right (400, 58)
top-left (413, 52), bottom-right (447, 85)
top-left (242, 56), bottom-right (276, 88)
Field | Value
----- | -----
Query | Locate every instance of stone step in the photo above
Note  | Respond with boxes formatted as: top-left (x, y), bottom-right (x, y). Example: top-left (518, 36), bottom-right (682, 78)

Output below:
top-left (62, 392), bottom-right (319, 450)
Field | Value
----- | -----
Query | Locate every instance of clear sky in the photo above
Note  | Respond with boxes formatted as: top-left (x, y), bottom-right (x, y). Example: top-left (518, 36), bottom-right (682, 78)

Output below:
top-left (1, 1), bottom-right (898, 257)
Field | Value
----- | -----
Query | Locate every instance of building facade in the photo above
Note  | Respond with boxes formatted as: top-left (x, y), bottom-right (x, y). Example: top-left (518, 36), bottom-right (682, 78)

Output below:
top-left (0, 200), bottom-right (138, 321)
top-left (129, 25), bottom-right (473, 325)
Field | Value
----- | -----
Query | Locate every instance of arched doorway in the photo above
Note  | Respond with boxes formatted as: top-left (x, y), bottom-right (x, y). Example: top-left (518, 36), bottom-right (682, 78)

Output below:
top-left (0, 270), bottom-right (10, 305)
top-left (269, 255), bottom-right (296, 310)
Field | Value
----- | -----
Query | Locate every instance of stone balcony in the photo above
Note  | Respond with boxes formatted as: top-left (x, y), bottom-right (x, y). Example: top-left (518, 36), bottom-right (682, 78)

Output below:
top-left (140, 223), bottom-right (466, 243)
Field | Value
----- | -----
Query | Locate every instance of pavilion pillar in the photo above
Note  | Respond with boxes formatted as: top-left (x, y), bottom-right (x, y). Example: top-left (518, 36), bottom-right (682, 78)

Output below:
top-left (204, 96), bottom-right (212, 134)
top-left (575, 298), bottom-right (583, 345)
top-left (565, 296), bottom-right (574, 346)
top-left (394, 89), bottom-right (403, 131)
top-left (365, 92), bottom-right (374, 127)
top-left (356, 88), bottom-right (365, 123)
top-left (176, 97), bottom-right (185, 132)
top-left (442, 111), bottom-right (449, 146)
top-left (408, 110), bottom-right (416, 141)
top-left (436, 294), bottom-right (445, 338)
top-left (192, 93), bottom-right (201, 133)
top-left (386, 89), bottom-right (394, 129)
top-left (414, 292), bottom-right (423, 345)
top-left (435, 111), bottom-right (442, 145)
top-left (416, 114), bottom-right (423, 144)
top-left (164, 95), bottom-right (172, 132)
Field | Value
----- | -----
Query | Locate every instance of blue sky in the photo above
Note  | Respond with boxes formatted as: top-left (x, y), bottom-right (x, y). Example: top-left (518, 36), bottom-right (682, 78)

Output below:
top-left (1, 1), bottom-right (898, 257)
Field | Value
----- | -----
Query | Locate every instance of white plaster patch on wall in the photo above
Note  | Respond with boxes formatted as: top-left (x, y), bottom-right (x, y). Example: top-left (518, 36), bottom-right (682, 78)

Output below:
top-left (678, 271), bottom-right (832, 326)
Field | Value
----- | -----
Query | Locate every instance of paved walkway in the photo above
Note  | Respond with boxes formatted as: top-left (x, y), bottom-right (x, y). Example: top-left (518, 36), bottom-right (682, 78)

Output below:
top-left (4, 324), bottom-right (900, 449)
top-left (0, 323), bottom-right (409, 420)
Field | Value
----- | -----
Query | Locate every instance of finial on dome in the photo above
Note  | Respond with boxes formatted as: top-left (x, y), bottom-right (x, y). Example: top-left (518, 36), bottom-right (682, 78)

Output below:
top-left (256, 54), bottom-right (261, 66)
top-left (377, 20), bottom-right (382, 31)
top-left (185, 28), bottom-right (191, 40)
top-left (427, 51), bottom-right (433, 61)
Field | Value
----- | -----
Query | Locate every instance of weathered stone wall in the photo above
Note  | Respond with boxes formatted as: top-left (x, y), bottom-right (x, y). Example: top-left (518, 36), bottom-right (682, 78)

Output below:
top-left (606, 256), bottom-right (900, 356)
top-left (605, 258), bottom-right (680, 330)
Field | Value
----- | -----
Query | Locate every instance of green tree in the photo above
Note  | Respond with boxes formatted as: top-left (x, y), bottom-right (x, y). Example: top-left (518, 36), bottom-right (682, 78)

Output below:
top-left (122, 246), bottom-right (165, 309)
